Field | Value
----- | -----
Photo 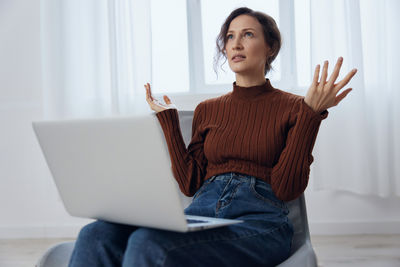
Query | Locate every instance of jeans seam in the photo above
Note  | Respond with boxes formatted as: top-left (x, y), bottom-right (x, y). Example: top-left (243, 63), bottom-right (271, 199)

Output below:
top-left (160, 221), bottom-right (289, 267)
top-left (215, 180), bottom-right (243, 215)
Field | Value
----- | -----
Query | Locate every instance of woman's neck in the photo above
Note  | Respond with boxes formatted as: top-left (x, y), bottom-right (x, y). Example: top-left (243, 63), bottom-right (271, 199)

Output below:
top-left (234, 73), bottom-right (267, 87)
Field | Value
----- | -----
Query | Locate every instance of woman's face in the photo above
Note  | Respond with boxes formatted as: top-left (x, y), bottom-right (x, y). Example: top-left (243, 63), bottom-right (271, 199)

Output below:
top-left (224, 15), bottom-right (270, 76)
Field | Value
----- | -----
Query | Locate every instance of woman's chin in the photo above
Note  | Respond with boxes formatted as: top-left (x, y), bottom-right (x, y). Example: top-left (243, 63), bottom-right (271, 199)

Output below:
top-left (229, 64), bottom-right (246, 72)
top-left (231, 67), bottom-right (252, 75)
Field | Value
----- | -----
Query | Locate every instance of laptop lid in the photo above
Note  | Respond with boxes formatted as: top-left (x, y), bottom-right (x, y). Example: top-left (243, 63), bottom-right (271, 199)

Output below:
top-left (32, 114), bottom-right (192, 232)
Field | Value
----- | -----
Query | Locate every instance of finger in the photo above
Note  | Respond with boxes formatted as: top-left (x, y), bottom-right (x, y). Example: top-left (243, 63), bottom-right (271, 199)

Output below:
top-left (328, 57), bottom-right (343, 87)
top-left (319, 60), bottom-right (329, 85)
top-left (144, 84), bottom-right (151, 102)
top-left (334, 88), bottom-right (352, 106)
top-left (335, 68), bottom-right (358, 93)
top-left (164, 95), bottom-right (171, 104)
top-left (147, 83), bottom-right (154, 101)
top-left (146, 83), bottom-right (153, 101)
top-left (312, 64), bottom-right (320, 86)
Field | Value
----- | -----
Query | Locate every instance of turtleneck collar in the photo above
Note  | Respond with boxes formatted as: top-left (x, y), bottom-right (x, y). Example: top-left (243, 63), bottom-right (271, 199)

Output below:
top-left (231, 78), bottom-right (275, 101)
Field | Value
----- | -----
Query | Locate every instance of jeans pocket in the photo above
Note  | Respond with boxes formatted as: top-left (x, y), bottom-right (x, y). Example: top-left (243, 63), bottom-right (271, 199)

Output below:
top-left (250, 179), bottom-right (287, 210)
top-left (192, 176), bottom-right (215, 201)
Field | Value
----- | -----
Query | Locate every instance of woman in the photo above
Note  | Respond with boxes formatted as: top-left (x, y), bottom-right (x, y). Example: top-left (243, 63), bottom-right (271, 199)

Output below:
top-left (69, 7), bottom-right (357, 267)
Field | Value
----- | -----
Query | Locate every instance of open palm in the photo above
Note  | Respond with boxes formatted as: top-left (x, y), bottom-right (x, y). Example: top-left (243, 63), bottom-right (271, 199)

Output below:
top-left (144, 83), bottom-right (177, 113)
top-left (304, 57), bottom-right (358, 113)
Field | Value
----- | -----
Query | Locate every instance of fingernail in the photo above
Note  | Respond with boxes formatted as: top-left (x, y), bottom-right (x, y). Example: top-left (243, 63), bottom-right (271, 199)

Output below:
top-left (339, 57), bottom-right (343, 61)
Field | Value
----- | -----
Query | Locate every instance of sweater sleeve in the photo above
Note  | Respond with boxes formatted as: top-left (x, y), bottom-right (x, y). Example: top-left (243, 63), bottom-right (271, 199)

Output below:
top-left (270, 97), bottom-right (328, 201)
top-left (155, 103), bottom-right (207, 197)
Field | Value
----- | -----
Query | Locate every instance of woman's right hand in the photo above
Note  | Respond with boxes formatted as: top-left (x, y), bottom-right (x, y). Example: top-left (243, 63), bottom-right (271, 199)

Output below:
top-left (144, 82), bottom-right (177, 113)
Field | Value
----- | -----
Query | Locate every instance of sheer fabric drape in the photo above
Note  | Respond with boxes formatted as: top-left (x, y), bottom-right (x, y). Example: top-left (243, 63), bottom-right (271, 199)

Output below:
top-left (40, 0), bottom-right (151, 119)
top-left (310, 0), bottom-right (400, 197)
top-left (40, 0), bottom-right (400, 197)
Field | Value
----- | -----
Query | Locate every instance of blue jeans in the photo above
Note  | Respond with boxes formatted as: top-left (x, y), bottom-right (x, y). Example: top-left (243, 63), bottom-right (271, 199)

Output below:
top-left (69, 172), bottom-right (294, 267)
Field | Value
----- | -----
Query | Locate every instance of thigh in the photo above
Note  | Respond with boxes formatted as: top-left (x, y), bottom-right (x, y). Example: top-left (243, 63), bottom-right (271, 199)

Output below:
top-left (164, 222), bottom-right (293, 267)
top-left (123, 221), bottom-right (292, 267)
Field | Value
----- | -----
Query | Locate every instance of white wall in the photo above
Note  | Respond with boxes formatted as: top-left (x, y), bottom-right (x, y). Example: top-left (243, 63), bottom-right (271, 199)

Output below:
top-left (0, 0), bottom-right (399, 239)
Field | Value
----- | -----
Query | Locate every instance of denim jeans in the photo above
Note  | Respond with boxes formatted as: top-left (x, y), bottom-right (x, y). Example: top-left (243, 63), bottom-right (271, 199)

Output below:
top-left (69, 172), bottom-right (294, 267)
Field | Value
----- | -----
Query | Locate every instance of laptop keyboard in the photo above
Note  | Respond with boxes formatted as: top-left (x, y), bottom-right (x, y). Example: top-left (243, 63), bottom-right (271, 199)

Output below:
top-left (186, 219), bottom-right (208, 224)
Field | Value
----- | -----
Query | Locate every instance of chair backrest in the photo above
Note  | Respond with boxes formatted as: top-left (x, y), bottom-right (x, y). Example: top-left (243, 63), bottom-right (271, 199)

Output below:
top-left (178, 110), bottom-right (309, 254)
top-left (178, 110), bottom-right (196, 146)
top-left (286, 194), bottom-right (309, 253)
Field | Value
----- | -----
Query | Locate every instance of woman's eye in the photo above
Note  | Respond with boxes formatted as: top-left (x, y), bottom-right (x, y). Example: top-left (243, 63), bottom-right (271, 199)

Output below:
top-left (226, 32), bottom-right (252, 40)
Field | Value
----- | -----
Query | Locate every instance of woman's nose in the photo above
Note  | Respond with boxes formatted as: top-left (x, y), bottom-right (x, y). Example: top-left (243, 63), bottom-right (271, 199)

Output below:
top-left (233, 38), bottom-right (243, 50)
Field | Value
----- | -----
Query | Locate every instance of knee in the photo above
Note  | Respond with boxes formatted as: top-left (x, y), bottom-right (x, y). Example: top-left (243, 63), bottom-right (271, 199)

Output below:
top-left (123, 228), bottom-right (169, 266)
top-left (76, 221), bottom-right (102, 244)
top-left (70, 221), bottom-right (109, 264)
top-left (76, 220), bottom-right (129, 245)
top-left (71, 221), bottom-right (136, 266)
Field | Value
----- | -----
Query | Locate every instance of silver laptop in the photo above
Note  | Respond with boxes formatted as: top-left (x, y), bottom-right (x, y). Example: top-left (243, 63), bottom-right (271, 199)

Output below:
top-left (32, 113), bottom-right (243, 232)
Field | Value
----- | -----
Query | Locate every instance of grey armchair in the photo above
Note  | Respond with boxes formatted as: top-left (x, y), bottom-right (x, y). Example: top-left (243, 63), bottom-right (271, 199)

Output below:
top-left (36, 110), bottom-right (318, 267)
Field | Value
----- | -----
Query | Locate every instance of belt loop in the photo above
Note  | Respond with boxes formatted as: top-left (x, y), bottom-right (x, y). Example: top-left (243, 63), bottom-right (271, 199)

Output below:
top-left (250, 176), bottom-right (256, 187)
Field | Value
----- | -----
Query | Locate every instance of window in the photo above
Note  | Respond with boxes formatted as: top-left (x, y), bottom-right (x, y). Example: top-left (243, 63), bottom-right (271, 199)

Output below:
top-left (150, 0), bottom-right (190, 94)
top-left (150, 0), bottom-right (311, 99)
top-left (294, 0), bottom-right (311, 88)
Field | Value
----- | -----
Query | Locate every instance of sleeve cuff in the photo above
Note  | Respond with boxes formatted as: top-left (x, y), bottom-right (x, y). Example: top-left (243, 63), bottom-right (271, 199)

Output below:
top-left (300, 98), bottom-right (329, 121)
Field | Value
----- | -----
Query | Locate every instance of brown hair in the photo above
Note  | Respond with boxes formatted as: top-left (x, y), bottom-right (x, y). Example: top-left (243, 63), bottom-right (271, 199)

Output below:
top-left (213, 7), bottom-right (282, 78)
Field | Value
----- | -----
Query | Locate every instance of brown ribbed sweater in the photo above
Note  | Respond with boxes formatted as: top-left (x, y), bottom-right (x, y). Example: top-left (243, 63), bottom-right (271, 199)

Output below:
top-left (155, 78), bottom-right (328, 201)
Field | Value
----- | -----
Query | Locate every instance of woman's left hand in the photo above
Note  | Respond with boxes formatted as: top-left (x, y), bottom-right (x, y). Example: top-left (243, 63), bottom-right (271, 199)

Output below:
top-left (304, 57), bottom-right (358, 113)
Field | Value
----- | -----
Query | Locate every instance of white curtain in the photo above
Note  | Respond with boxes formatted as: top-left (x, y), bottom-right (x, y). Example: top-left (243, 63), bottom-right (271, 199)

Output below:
top-left (40, 0), bottom-right (400, 197)
top-left (310, 0), bottom-right (400, 197)
top-left (40, 0), bottom-right (151, 119)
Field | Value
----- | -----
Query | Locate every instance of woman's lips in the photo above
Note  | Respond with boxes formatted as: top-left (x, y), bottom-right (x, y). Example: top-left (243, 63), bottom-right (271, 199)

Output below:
top-left (232, 56), bottom-right (245, 62)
